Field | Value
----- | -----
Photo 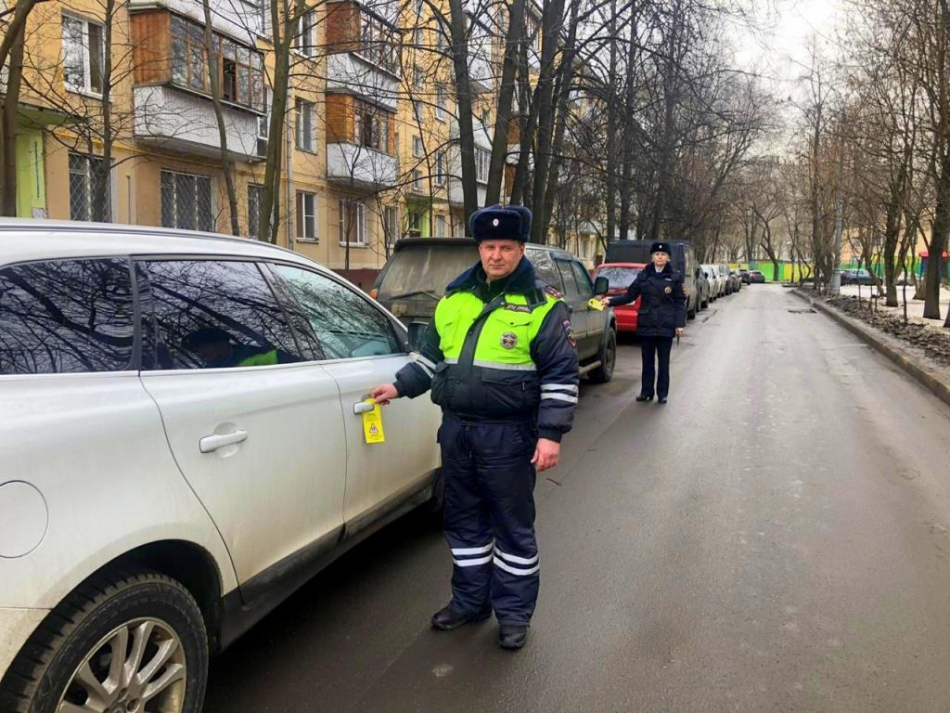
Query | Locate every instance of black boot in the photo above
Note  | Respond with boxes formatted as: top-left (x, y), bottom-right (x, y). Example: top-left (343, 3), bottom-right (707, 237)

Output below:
top-left (498, 624), bottom-right (529, 650)
top-left (431, 605), bottom-right (491, 631)
top-left (635, 394), bottom-right (653, 402)
top-left (657, 396), bottom-right (668, 404)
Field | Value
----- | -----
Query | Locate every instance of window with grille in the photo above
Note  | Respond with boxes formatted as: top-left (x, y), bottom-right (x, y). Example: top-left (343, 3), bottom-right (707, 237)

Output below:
top-left (248, 184), bottom-right (264, 239)
top-left (295, 98), bottom-right (316, 152)
top-left (339, 200), bottom-right (367, 245)
top-left (435, 84), bottom-right (446, 120)
top-left (476, 148), bottom-right (490, 183)
top-left (62, 15), bottom-right (104, 95)
top-left (161, 170), bottom-right (213, 232)
top-left (296, 191), bottom-right (317, 240)
top-left (69, 153), bottom-right (111, 222)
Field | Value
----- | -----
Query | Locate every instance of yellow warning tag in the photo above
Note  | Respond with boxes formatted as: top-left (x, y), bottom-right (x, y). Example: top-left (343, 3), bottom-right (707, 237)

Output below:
top-left (588, 298), bottom-right (605, 311)
top-left (361, 399), bottom-right (386, 444)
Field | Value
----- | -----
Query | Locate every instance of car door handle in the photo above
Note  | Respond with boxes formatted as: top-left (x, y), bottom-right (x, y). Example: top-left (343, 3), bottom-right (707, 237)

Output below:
top-left (199, 430), bottom-right (248, 453)
top-left (354, 401), bottom-right (376, 415)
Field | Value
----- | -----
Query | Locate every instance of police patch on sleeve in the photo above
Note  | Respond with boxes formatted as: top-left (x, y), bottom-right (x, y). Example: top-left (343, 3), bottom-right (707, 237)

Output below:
top-left (563, 320), bottom-right (577, 349)
top-left (545, 284), bottom-right (564, 300)
top-left (664, 285), bottom-right (672, 294)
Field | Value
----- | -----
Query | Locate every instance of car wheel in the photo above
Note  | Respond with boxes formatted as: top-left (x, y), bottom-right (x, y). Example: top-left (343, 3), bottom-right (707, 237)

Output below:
top-left (0, 570), bottom-right (208, 713)
top-left (589, 328), bottom-right (617, 384)
top-left (687, 303), bottom-right (696, 320)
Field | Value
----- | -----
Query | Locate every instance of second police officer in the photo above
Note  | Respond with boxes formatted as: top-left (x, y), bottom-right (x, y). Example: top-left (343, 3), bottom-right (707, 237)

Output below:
top-left (370, 205), bottom-right (579, 650)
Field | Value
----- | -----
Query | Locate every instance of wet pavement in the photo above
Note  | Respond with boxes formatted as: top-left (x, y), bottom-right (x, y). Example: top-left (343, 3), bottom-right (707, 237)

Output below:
top-left (204, 284), bottom-right (950, 713)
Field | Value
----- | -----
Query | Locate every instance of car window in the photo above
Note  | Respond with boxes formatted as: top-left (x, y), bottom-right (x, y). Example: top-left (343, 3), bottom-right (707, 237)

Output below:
top-left (0, 258), bottom-right (135, 375)
top-left (555, 259), bottom-right (580, 298)
top-left (528, 249), bottom-right (562, 290)
top-left (142, 260), bottom-right (304, 370)
top-left (597, 266), bottom-right (641, 289)
top-left (274, 265), bottom-right (402, 360)
top-left (570, 261), bottom-right (594, 298)
top-left (376, 244), bottom-right (477, 301)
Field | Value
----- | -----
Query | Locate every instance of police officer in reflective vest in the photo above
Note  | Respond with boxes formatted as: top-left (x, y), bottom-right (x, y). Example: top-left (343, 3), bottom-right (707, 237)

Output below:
top-left (370, 205), bottom-right (579, 650)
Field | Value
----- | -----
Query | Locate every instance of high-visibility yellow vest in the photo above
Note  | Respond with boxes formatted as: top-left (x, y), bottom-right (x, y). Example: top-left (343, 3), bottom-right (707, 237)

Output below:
top-left (434, 290), bottom-right (561, 370)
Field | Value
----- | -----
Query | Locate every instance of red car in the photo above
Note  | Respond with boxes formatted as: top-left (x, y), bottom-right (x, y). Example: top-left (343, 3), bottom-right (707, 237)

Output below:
top-left (592, 262), bottom-right (645, 333)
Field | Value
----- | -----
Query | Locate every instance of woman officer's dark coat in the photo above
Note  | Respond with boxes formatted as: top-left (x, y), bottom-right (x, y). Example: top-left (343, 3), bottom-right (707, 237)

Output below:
top-left (609, 262), bottom-right (687, 336)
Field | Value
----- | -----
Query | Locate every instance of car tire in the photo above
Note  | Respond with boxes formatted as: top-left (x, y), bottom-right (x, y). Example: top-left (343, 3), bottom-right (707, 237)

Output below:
top-left (588, 328), bottom-right (617, 384)
top-left (0, 570), bottom-right (208, 713)
top-left (687, 303), bottom-right (696, 320)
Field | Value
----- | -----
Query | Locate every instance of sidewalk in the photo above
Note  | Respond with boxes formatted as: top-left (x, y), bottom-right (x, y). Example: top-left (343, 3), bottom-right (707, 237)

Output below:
top-left (835, 283), bottom-right (950, 324)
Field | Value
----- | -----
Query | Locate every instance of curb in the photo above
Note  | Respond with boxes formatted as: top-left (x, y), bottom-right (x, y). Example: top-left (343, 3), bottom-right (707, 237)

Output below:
top-left (791, 289), bottom-right (950, 409)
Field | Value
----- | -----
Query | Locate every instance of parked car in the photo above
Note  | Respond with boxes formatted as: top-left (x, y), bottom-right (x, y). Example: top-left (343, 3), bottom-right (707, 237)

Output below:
top-left (718, 264), bottom-right (733, 295)
top-left (592, 262), bottom-right (645, 333)
top-left (0, 220), bottom-right (446, 713)
top-left (739, 268), bottom-right (751, 284)
top-left (373, 237), bottom-right (618, 383)
top-left (693, 266), bottom-right (711, 310)
top-left (729, 270), bottom-right (743, 292)
top-left (749, 270), bottom-right (766, 283)
top-left (840, 269), bottom-right (876, 286)
top-left (604, 240), bottom-right (699, 319)
top-left (701, 264), bottom-right (722, 300)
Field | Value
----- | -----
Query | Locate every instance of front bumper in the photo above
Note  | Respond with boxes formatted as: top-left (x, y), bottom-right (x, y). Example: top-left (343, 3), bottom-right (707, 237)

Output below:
top-left (0, 607), bottom-right (49, 681)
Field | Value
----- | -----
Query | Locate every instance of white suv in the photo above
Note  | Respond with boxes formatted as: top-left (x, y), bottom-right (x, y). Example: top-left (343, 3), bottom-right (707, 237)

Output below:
top-left (0, 221), bottom-right (441, 713)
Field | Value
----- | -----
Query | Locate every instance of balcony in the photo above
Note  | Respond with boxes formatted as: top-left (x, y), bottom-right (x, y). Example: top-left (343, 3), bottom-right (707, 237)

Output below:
top-left (129, 0), bottom-right (257, 44)
top-left (133, 85), bottom-right (260, 159)
top-left (327, 143), bottom-right (398, 189)
top-left (327, 53), bottom-right (399, 111)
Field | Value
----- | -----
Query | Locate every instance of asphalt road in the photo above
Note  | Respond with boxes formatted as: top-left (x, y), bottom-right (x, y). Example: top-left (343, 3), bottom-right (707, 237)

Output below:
top-left (204, 284), bottom-right (950, 713)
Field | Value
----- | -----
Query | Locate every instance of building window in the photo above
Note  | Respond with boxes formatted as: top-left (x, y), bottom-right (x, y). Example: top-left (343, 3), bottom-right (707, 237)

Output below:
top-left (62, 15), bottom-right (104, 95)
top-left (161, 170), bottom-right (213, 232)
top-left (359, 11), bottom-right (400, 75)
top-left (411, 169), bottom-right (423, 193)
top-left (436, 24), bottom-right (448, 51)
top-left (407, 209), bottom-right (422, 234)
top-left (294, 9), bottom-right (316, 57)
top-left (170, 15), bottom-right (264, 111)
top-left (415, 0), bottom-right (424, 17)
top-left (257, 87), bottom-right (271, 157)
top-left (435, 84), bottom-right (446, 120)
top-left (414, 27), bottom-right (424, 48)
top-left (434, 151), bottom-right (446, 186)
top-left (384, 205), bottom-right (399, 245)
top-left (412, 100), bottom-right (423, 123)
top-left (248, 184), bottom-right (265, 239)
top-left (413, 66), bottom-right (424, 87)
top-left (339, 200), bottom-right (367, 245)
top-left (69, 153), bottom-right (111, 222)
top-left (355, 101), bottom-right (391, 153)
top-left (435, 214), bottom-right (446, 237)
top-left (412, 135), bottom-right (423, 157)
top-left (295, 98), bottom-right (316, 152)
top-left (475, 148), bottom-right (490, 183)
top-left (296, 191), bottom-right (317, 240)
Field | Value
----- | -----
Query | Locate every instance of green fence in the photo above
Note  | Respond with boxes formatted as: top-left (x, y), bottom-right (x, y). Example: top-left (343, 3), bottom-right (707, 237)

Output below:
top-left (728, 258), bottom-right (941, 283)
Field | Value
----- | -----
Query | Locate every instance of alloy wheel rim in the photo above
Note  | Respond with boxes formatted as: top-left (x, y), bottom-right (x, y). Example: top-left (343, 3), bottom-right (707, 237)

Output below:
top-left (57, 618), bottom-right (186, 713)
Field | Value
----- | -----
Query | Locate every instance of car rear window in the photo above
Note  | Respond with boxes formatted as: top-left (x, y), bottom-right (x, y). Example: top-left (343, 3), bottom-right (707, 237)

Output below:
top-left (597, 266), bottom-right (641, 290)
top-left (377, 244), bottom-right (478, 302)
top-left (0, 258), bottom-right (135, 375)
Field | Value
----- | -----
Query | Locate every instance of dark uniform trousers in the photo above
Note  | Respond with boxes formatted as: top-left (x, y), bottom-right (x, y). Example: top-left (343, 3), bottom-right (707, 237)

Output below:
top-left (440, 415), bottom-right (540, 626)
top-left (639, 336), bottom-right (673, 398)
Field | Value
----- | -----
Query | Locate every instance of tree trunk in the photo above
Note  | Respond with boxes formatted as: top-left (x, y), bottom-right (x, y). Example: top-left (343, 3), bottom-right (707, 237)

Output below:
top-left (99, 0), bottom-right (116, 222)
top-left (527, 0), bottom-right (568, 243)
top-left (603, 0), bottom-right (619, 245)
top-left (485, 0), bottom-right (526, 206)
top-left (447, 0), bottom-right (478, 220)
top-left (509, 41), bottom-right (535, 206)
top-left (202, 0), bottom-right (240, 235)
top-left (1, 22), bottom-right (26, 217)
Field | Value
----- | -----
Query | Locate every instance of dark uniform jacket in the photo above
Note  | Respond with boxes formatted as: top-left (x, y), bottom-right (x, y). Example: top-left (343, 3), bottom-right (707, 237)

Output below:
top-left (608, 263), bottom-right (687, 338)
top-left (393, 257), bottom-right (579, 443)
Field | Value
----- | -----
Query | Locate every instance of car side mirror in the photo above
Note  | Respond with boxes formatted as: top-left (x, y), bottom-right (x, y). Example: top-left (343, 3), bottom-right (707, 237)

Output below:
top-left (593, 276), bottom-right (610, 295)
top-left (408, 321), bottom-right (428, 352)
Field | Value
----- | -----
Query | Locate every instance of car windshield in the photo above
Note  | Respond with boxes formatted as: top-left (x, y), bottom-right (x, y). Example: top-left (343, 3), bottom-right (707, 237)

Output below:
top-left (597, 266), bottom-right (641, 289)
top-left (376, 244), bottom-right (479, 301)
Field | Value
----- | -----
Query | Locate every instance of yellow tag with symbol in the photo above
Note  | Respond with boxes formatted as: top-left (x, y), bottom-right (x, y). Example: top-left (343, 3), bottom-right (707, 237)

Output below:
top-left (588, 298), bottom-right (605, 311)
top-left (361, 399), bottom-right (386, 444)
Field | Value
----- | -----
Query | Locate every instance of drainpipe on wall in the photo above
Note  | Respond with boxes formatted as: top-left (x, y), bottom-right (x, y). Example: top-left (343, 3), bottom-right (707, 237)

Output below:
top-left (286, 104), bottom-right (295, 250)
